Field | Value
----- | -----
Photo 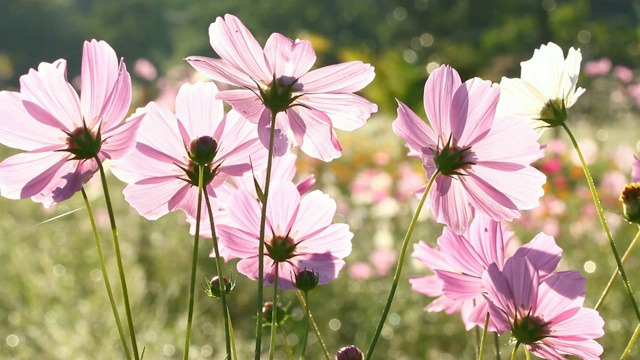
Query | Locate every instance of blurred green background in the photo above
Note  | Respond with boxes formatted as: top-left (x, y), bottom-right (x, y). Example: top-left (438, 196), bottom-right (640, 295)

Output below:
top-left (2, 0), bottom-right (640, 359)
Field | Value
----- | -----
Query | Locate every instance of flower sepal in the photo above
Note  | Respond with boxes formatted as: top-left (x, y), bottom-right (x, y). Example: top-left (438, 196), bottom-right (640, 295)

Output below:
top-left (60, 121), bottom-right (103, 160)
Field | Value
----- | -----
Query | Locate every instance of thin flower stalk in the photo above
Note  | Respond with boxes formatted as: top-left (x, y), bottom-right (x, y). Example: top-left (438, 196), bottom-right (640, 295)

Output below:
top-left (203, 186), bottom-right (233, 358)
top-left (562, 123), bottom-right (640, 322)
top-left (279, 325), bottom-right (295, 360)
top-left (183, 165), bottom-right (205, 360)
top-left (295, 290), bottom-right (330, 360)
top-left (81, 188), bottom-right (131, 360)
top-left (255, 110), bottom-right (278, 358)
top-left (269, 265), bottom-right (280, 360)
top-left (95, 157), bottom-right (140, 360)
top-left (622, 323), bottom-right (640, 359)
top-left (299, 291), bottom-right (311, 360)
top-left (595, 226), bottom-right (640, 310)
top-left (477, 312), bottom-right (490, 360)
top-left (366, 171), bottom-right (438, 360)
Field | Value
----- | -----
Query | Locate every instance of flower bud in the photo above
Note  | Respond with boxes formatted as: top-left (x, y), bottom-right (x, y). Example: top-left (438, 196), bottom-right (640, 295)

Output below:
top-left (621, 183), bottom-right (640, 225)
top-left (204, 275), bottom-right (233, 299)
top-left (188, 136), bottom-right (217, 166)
top-left (336, 345), bottom-right (364, 360)
top-left (295, 269), bottom-right (319, 292)
top-left (261, 301), bottom-right (288, 326)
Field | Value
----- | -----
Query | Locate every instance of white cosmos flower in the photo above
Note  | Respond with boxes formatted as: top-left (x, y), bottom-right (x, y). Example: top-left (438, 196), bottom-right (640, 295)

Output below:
top-left (497, 42), bottom-right (585, 133)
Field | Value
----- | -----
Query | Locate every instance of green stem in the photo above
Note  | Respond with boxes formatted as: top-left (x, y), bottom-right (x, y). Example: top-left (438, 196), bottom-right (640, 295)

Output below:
top-left (95, 157), bottom-right (140, 360)
top-left (183, 165), bottom-right (205, 360)
top-left (510, 343), bottom-right (519, 360)
top-left (81, 188), bottom-right (131, 360)
top-left (269, 265), bottom-right (280, 360)
top-left (228, 307), bottom-right (238, 360)
top-left (255, 110), bottom-right (278, 359)
top-left (295, 290), bottom-right (330, 360)
top-left (524, 347), bottom-right (530, 360)
top-left (595, 227), bottom-right (640, 310)
top-left (622, 322), bottom-right (640, 359)
top-left (478, 312), bottom-right (490, 360)
top-left (203, 186), bottom-right (232, 358)
top-left (365, 172), bottom-right (438, 360)
top-left (494, 332), bottom-right (501, 360)
top-left (562, 124), bottom-right (640, 322)
top-left (279, 325), bottom-right (294, 360)
top-left (299, 291), bottom-right (310, 360)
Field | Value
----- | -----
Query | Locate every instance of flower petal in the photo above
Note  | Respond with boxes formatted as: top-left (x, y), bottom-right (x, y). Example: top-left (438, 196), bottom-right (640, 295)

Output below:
top-left (287, 107), bottom-right (342, 161)
top-left (299, 61), bottom-right (375, 93)
top-left (392, 100), bottom-right (437, 155)
top-left (449, 77), bottom-right (499, 146)
top-left (263, 34), bottom-right (316, 79)
top-left (428, 175), bottom-right (474, 234)
top-left (185, 56), bottom-right (258, 88)
top-left (424, 65), bottom-right (462, 136)
top-left (175, 82), bottom-right (224, 140)
top-left (297, 93), bottom-right (376, 131)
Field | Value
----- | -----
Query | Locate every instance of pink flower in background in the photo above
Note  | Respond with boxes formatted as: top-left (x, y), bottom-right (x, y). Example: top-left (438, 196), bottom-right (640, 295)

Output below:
top-left (111, 81), bottom-right (266, 220)
top-left (583, 58), bottom-right (611, 77)
top-left (186, 14), bottom-right (377, 161)
top-left (483, 257), bottom-right (604, 359)
top-left (0, 40), bottom-right (142, 207)
top-left (133, 58), bottom-right (158, 81)
top-left (614, 65), bottom-right (634, 83)
top-left (369, 248), bottom-right (397, 277)
top-left (217, 180), bottom-right (352, 289)
top-left (393, 64), bottom-right (546, 234)
top-left (348, 262), bottom-right (373, 281)
top-left (633, 155), bottom-right (640, 183)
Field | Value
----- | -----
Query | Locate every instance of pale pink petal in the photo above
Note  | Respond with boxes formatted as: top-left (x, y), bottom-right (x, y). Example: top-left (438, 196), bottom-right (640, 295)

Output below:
top-left (81, 40), bottom-right (119, 126)
top-left (296, 175), bottom-right (316, 195)
top-left (538, 337), bottom-right (603, 360)
top-left (100, 111), bottom-right (144, 160)
top-left (185, 56), bottom-right (257, 88)
top-left (290, 189), bottom-right (336, 238)
top-left (472, 115), bottom-right (541, 164)
top-left (110, 142), bottom-right (183, 184)
top-left (265, 181), bottom-right (300, 236)
top-left (297, 223), bottom-right (353, 259)
top-left (97, 59), bottom-right (132, 130)
top-left (293, 255), bottom-right (346, 287)
top-left (215, 110), bottom-right (267, 175)
top-left (482, 264), bottom-right (516, 333)
top-left (287, 107), bottom-right (342, 161)
top-left (297, 93), bottom-right (377, 131)
top-left (436, 270), bottom-right (484, 301)
top-left (225, 188), bottom-right (262, 236)
top-left (299, 61), bottom-right (375, 93)
top-left (0, 91), bottom-right (64, 150)
top-left (513, 232), bottom-right (562, 277)
top-left (437, 229), bottom-right (485, 276)
top-left (409, 275), bottom-right (443, 297)
top-left (503, 257), bottom-right (537, 311)
top-left (429, 176), bottom-right (474, 234)
top-left (392, 100), bottom-right (437, 154)
top-left (217, 225), bottom-right (260, 259)
top-left (412, 241), bottom-right (452, 271)
top-left (208, 14), bottom-right (271, 82)
top-left (535, 271), bottom-right (586, 320)
top-left (263, 34), bottom-right (316, 79)
top-left (424, 65), bottom-right (462, 136)
top-left (466, 214), bottom-right (506, 268)
top-left (175, 82), bottom-right (224, 139)
top-left (135, 102), bottom-right (187, 161)
top-left (0, 150), bottom-right (70, 201)
top-left (450, 78), bottom-right (499, 146)
top-left (20, 60), bottom-right (81, 130)
top-left (121, 178), bottom-right (190, 220)
top-left (461, 172), bottom-right (521, 222)
top-left (426, 296), bottom-right (464, 315)
top-left (236, 256), bottom-right (266, 282)
top-left (31, 158), bottom-right (97, 207)
top-left (258, 109), bottom-right (291, 157)
top-left (216, 89), bottom-right (266, 124)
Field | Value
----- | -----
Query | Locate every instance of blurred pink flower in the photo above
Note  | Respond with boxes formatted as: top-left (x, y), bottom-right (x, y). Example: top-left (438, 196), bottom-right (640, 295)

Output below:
top-left (626, 83), bottom-right (640, 108)
top-left (369, 248), bottom-right (397, 277)
top-left (350, 168), bottom-right (392, 205)
top-left (545, 138), bottom-right (568, 156)
top-left (133, 58), bottom-right (158, 81)
top-left (633, 155), bottom-right (640, 183)
top-left (395, 162), bottom-right (425, 201)
top-left (583, 58), bottom-right (611, 77)
top-left (393, 64), bottom-right (546, 234)
top-left (0, 40), bottom-right (142, 207)
top-left (186, 14), bottom-right (377, 161)
top-left (539, 157), bottom-right (563, 175)
top-left (348, 262), bottom-right (373, 281)
top-left (217, 180), bottom-right (353, 289)
top-left (483, 257), bottom-right (604, 359)
top-left (599, 170), bottom-right (627, 200)
top-left (111, 81), bottom-right (266, 220)
top-left (614, 65), bottom-right (634, 83)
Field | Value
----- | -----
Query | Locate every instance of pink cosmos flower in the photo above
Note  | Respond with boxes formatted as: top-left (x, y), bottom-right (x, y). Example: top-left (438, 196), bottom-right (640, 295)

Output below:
top-left (186, 14), bottom-right (378, 161)
top-left (0, 40), bottom-right (142, 207)
top-left (393, 64), bottom-right (546, 234)
top-left (110, 81), bottom-right (266, 220)
top-left (410, 214), bottom-right (562, 330)
top-left (483, 257), bottom-right (604, 359)
top-left (614, 65), bottom-right (634, 83)
top-left (583, 58), bottom-right (611, 77)
top-left (217, 180), bottom-right (353, 289)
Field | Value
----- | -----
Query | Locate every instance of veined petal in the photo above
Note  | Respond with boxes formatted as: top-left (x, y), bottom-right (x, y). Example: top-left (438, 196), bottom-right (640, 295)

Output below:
top-left (0, 91), bottom-right (64, 150)
top-left (428, 175), bottom-right (474, 234)
top-left (392, 100), bottom-right (437, 155)
top-left (408, 274), bottom-right (443, 297)
top-left (100, 110), bottom-right (144, 160)
top-left (175, 82), bottom-right (224, 139)
top-left (496, 77), bottom-right (548, 123)
top-left (135, 102), bottom-right (187, 162)
top-left (121, 178), bottom-right (190, 220)
top-left (258, 109), bottom-right (291, 157)
top-left (461, 171), bottom-right (520, 222)
top-left (215, 111), bottom-right (267, 176)
top-left (424, 65), bottom-right (462, 136)
top-left (412, 241), bottom-right (452, 271)
top-left (471, 114), bottom-right (542, 164)
top-left (110, 142), bottom-right (184, 184)
top-left (297, 223), bottom-right (353, 259)
top-left (0, 150), bottom-right (70, 201)
top-left (216, 89), bottom-right (266, 124)
top-left (290, 189), bottom-right (336, 238)
top-left (503, 257), bottom-right (538, 311)
top-left (561, 47), bottom-right (582, 104)
top-left (450, 78), bottom-right (499, 146)
top-left (535, 271), bottom-right (586, 321)
top-left (299, 61), bottom-right (375, 93)
top-left (296, 93), bottom-right (377, 131)
top-left (217, 225), bottom-right (260, 259)
top-left (20, 60), bottom-right (81, 130)
top-left (287, 107), bottom-right (342, 161)
top-left (512, 232), bottom-right (562, 277)
top-left (437, 229), bottom-right (485, 276)
top-left (294, 255), bottom-right (346, 287)
top-left (208, 14), bottom-right (271, 82)
top-left (436, 270), bottom-right (484, 301)
top-left (185, 56), bottom-right (258, 88)
top-left (521, 42), bottom-right (565, 101)
top-left (81, 40), bottom-right (118, 126)
top-left (97, 59), bottom-right (132, 131)
top-left (225, 188), bottom-right (262, 236)
top-left (263, 34), bottom-right (316, 79)
top-left (265, 181), bottom-right (300, 236)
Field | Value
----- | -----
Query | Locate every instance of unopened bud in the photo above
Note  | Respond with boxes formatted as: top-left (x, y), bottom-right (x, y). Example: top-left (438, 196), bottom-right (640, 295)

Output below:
top-left (621, 183), bottom-right (640, 224)
top-left (295, 269), bottom-right (319, 292)
top-left (336, 345), bottom-right (364, 360)
top-left (261, 301), bottom-right (288, 326)
top-left (204, 275), bottom-right (233, 299)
